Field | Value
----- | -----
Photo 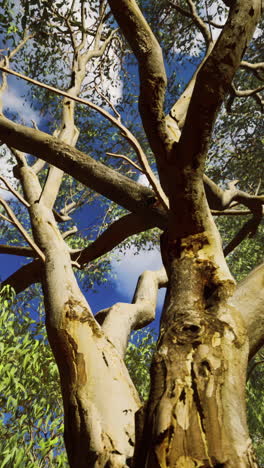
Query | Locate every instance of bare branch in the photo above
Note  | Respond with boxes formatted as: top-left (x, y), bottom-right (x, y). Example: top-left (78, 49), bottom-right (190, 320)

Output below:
top-left (31, 158), bottom-right (47, 174)
top-left (7, 32), bottom-right (34, 61)
top-left (240, 60), bottom-right (264, 71)
top-left (0, 213), bottom-right (160, 294)
top-left (0, 65), bottom-right (168, 209)
top-left (106, 152), bottom-right (143, 173)
top-left (0, 115), bottom-right (168, 227)
top-left (1, 259), bottom-right (41, 294)
top-left (75, 213), bottom-right (158, 266)
top-left (62, 226), bottom-right (78, 239)
top-left (95, 267), bottom-right (167, 356)
top-left (204, 175), bottom-right (264, 212)
top-left (0, 212), bottom-right (13, 224)
top-left (0, 175), bottom-right (30, 207)
top-left (240, 60), bottom-right (264, 81)
top-left (108, 0), bottom-right (171, 194)
top-left (9, 146), bottom-right (27, 166)
top-left (231, 82), bottom-right (264, 97)
top-left (169, 0), bottom-right (212, 47)
top-left (95, 86), bottom-right (121, 120)
top-left (176, 0), bottom-right (262, 186)
top-left (166, 45), bottom-right (214, 135)
top-left (204, 19), bottom-right (224, 29)
top-left (211, 209), bottom-right (252, 216)
top-left (0, 244), bottom-right (34, 257)
top-left (224, 212), bottom-right (262, 257)
top-left (0, 197), bottom-right (45, 261)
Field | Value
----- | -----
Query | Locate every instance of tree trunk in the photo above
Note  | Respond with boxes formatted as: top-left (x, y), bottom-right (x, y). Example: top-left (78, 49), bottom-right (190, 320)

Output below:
top-left (28, 201), bottom-right (141, 468)
top-left (134, 229), bottom-right (258, 468)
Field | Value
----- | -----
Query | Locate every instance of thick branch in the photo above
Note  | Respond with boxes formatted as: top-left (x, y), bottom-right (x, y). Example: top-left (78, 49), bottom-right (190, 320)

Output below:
top-left (230, 262), bottom-right (264, 360)
top-left (0, 115), bottom-right (167, 228)
top-left (1, 260), bottom-right (41, 294)
top-left (224, 212), bottom-right (262, 256)
top-left (0, 114), bottom-right (259, 221)
top-left (204, 175), bottom-right (264, 211)
top-left (165, 46), bottom-right (214, 138)
top-left (0, 65), bottom-right (167, 208)
top-left (1, 213), bottom-right (160, 293)
top-left (75, 213), bottom-right (157, 266)
top-left (0, 244), bottom-right (34, 257)
top-left (177, 0), bottom-right (262, 175)
top-left (95, 267), bottom-right (167, 357)
top-left (108, 0), bottom-right (172, 190)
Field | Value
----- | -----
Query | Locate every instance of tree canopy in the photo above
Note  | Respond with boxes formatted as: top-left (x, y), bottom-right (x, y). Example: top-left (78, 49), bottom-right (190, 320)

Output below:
top-left (0, 0), bottom-right (263, 467)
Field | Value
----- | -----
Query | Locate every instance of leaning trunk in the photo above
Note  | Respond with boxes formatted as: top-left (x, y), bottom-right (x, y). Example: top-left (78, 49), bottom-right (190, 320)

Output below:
top-left (28, 199), bottom-right (140, 468)
top-left (135, 226), bottom-right (258, 467)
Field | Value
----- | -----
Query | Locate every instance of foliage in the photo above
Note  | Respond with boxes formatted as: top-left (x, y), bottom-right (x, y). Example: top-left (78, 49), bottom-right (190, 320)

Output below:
top-left (0, 286), bottom-right (68, 467)
top-left (247, 353), bottom-right (264, 466)
top-left (125, 329), bottom-right (157, 401)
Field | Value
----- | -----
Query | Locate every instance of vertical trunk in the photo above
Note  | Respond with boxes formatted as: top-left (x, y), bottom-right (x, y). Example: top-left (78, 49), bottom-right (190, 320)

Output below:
top-left (134, 225), bottom-right (258, 468)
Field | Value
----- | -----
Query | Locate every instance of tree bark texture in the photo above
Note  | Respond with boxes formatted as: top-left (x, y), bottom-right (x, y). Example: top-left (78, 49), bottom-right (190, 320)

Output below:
top-left (133, 227), bottom-right (259, 468)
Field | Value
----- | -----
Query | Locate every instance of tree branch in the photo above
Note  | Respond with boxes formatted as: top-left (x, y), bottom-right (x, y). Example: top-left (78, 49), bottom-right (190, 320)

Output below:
top-left (0, 115), bottom-right (167, 227)
top-left (169, 0), bottom-right (212, 47)
top-left (108, 0), bottom-right (172, 192)
top-left (1, 260), bottom-right (41, 294)
top-left (0, 175), bottom-right (30, 207)
top-left (0, 197), bottom-right (45, 261)
top-left (165, 46), bottom-right (214, 137)
top-left (176, 0), bottom-right (262, 178)
top-left (0, 244), bottom-right (34, 257)
top-left (0, 65), bottom-right (168, 209)
top-left (106, 152), bottom-right (143, 173)
top-left (230, 262), bottom-right (264, 360)
top-left (95, 267), bottom-right (167, 356)
top-left (224, 211), bottom-right (262, 257)
top-left (230, 82), bottom-right (264, 97)
top-left (240, 60), bottom-right (264, 71)
top-left (75, 213), bottom-right (158, 266)
top-left (1, 213), bottom-right (160, 293)
top-left (31, 158), bottom-right (47, 174)
top-left (203, 175), bottom-right (264, 212)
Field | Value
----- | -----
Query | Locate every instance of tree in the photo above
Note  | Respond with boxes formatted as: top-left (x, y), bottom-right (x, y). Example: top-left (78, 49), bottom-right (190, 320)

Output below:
top-left (0, 0), bottom-right (263, 466)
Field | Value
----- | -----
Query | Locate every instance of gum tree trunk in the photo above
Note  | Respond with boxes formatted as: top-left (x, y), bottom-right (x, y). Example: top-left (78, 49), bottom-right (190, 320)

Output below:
top-left (134, 227), bottom-right (257, 467)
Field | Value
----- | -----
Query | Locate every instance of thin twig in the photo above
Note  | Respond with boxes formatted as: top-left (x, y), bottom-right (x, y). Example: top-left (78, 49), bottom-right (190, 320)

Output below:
top-left (169, 0), bottom-right (212, 47)
top-left (0, 196), bottom-right (45, 261)
top-left (0, 212), bottom-right (13, 224)
top-left (231, 83), bottom-right (264, 97)
top-left (95, 85), bottom-right (121, 120)
top-left (62, 226), bottom-right (78, 239)
top-left (0, 175), bottom-right (30, 207)
top-left (106, 152), bottom-right (143, 173)
top-left (211, 209), bottom-right (252, 216)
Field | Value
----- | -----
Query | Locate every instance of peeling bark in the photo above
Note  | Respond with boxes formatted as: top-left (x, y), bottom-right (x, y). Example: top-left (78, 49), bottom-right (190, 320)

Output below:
top-left (134, 228), bottom-right (258, 468)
